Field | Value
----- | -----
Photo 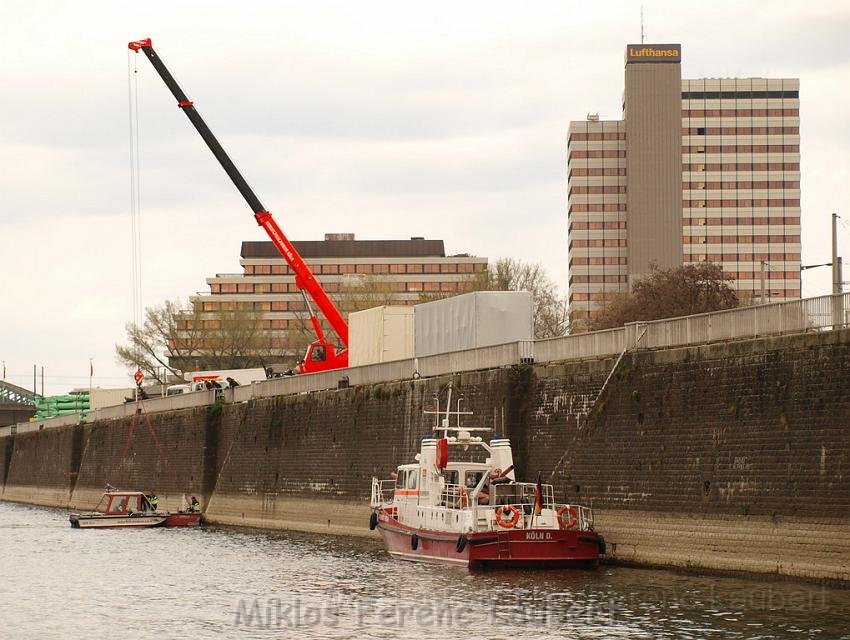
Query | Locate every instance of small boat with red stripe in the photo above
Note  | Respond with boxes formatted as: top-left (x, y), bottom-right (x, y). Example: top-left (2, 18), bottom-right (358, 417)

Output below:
top-left (369, 384), bottom-right (605, 569)
top-left (69, 487), bottom-right (202, 529)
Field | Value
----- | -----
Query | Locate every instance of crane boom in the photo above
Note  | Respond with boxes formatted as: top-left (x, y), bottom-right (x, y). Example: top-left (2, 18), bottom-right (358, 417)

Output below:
top-left (128, 38), bottom-right (348, 373)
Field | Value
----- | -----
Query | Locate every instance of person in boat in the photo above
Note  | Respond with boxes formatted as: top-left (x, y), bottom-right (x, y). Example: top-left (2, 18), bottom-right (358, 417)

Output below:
top-left (188, 496), bottom-right (201, 513)
top-left (148, 493), bottom-right (159, 512)
top-left (226, 377), bottom-right (240, 388)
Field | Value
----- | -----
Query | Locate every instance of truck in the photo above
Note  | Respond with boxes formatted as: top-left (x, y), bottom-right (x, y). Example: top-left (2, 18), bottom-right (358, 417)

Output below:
top-left (128, 38), bottom-right (349, 374)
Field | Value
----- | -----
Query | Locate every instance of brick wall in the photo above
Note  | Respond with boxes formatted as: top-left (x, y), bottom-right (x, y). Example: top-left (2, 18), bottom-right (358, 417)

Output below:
top-left (1, 329), bottom-right (849, 582)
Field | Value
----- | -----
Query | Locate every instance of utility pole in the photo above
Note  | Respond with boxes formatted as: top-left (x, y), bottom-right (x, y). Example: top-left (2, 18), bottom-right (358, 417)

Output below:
top-left (833, 214), bottom-right (841, 295)
top-left (833, 213), bottom-right (845, 327)
top-left (41, 366), bottom-right (44, 397)
top-left (33, 364), bottom-right (36, 396)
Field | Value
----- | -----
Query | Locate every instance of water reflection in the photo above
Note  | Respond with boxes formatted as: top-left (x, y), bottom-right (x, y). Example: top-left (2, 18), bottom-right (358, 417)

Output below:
top-left (0, 502), bottom-right (847, 639)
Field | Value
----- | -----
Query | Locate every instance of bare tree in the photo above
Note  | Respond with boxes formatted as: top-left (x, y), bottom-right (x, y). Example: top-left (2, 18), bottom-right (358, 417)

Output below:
top-left (587, 262), bottom-right (738, 331)
top-left (115, 299), bottom-right (278, 380)
top-left (335, 274), bottom-right (400, 315)
top-left (458, 258), bottom-right (569, 339)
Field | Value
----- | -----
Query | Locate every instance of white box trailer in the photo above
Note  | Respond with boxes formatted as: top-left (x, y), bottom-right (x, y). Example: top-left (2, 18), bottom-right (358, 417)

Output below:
top-left (349, 305), bottom-right (415, 366)
top-left (414, 291), bottom-right (533, 357)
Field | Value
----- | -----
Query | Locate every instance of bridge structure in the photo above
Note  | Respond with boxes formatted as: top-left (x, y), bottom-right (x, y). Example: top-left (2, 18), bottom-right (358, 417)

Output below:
top-left (0, 381), bottom-right (36, 427)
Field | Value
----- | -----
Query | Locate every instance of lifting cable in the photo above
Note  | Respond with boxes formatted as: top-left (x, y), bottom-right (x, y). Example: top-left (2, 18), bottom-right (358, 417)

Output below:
top-left (127, 50), bottom-right (144, 354)
top-left (110, 399), bottom-right (178, 487)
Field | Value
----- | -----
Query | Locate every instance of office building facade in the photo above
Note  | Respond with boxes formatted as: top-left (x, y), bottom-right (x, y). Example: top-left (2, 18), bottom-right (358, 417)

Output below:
top-left (568, 44), bottom-right (801, 323)
top-left (185, 234), bottom-right (488, 362)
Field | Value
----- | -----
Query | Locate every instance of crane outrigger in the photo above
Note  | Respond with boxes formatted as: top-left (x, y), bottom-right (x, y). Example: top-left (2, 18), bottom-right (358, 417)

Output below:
top-left (128, 38), bottom-right (348, 374)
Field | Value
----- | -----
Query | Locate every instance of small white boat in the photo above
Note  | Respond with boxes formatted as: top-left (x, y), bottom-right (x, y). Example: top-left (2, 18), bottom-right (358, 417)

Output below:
top-left (69, 488), bottom-right (201, 529)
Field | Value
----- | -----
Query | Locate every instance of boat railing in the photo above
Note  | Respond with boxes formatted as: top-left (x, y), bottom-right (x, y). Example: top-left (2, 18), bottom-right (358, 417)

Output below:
top-left (489, 482), bottom-right (556, 511)
top-left (370, 478), bottom-right (396, 507)
top-left (439, 482), bottom-right (472, 509)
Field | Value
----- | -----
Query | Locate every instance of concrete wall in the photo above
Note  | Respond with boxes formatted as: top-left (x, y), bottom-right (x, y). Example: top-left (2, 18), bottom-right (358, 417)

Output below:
top-left (1, 329), bottom-right (849, 583)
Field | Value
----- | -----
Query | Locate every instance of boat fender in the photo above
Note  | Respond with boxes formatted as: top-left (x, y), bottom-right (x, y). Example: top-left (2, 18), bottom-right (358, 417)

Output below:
top-left (455, 534), bottom-right (468, 553)
top-left (598, 535), bottom-right (606, 555)
top-left (557, 505), bottom-right (578, 530)
top-left (494, 505), bottom-right (520, 528)
top-left (369, 512), bottom-right (378, 531)
top-left (411, 533), bottom-right (419, 551)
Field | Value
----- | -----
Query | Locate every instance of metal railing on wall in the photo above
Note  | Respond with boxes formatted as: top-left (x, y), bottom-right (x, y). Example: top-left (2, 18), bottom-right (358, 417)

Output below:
top-left (2, 293), bottom-right (847, 438)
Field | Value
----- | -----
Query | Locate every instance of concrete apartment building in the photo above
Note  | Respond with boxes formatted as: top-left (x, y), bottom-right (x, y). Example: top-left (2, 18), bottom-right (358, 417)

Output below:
top-left (187, 233), bottom-right (488, 360)
top-left (568, 44), bottom-right (801, 323)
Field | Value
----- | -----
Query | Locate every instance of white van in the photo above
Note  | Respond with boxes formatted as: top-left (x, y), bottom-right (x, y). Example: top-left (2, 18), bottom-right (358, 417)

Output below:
top-left (165, 384), bottom-right (191, 396)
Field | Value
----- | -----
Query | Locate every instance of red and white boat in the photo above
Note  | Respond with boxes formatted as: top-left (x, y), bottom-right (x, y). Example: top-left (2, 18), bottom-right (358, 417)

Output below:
top-left (69, 488), bottom-right (202, 529)
top-left (370, 384), bottom-right (605, 569)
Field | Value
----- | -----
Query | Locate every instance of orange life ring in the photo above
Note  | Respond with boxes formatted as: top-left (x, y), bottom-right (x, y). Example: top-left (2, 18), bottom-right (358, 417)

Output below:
top-left (557, 505), bottom-right (578, 530)
top-left (494, 505), bottom-right (520, 528)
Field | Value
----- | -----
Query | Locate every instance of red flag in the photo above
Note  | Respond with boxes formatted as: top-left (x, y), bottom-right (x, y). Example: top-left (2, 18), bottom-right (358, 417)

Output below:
top-left (534, 472), bottom-right (543, 515)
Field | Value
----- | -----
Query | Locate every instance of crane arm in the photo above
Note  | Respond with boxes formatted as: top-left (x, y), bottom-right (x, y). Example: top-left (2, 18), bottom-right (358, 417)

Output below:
top-left (128, 38), bottom-right (349, 355)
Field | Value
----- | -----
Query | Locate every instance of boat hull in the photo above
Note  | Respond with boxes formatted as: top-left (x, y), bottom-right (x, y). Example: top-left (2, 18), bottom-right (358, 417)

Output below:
top-left (69, 512), bottom-right (201, 529)
top-left (376, 513), bottom-right (602, 569)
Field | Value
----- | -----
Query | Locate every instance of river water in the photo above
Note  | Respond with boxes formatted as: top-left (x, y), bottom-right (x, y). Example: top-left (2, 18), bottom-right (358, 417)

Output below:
top-left (0, 502), bottom-right (848, 639)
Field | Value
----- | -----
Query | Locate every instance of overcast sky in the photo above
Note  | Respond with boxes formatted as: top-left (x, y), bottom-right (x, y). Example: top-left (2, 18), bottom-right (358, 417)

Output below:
top-left (2, 0), bottom-right (849, 395)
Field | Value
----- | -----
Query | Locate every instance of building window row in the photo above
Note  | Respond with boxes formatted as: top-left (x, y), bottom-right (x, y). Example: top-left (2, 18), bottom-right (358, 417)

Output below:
top-left (570, 185), bottom-right (627, 195)
top-left (570, 292), bottom-right (627, 302)
top-left (681, 90), bottom-right (799, 99)
top-left (682, 108), bottom-right (798, 118)
top-left (210, 279), bottom-right (469, 295)
top-left (683, 233), bottom-right (801, 244)
top-left (684, 144), bottom-right (799, 154)
top-left (569, 167), bottom-right (627, 177)
top-left (680, 247), bottom-right (801, 261)
top-left (683, 242), bottom-right (800, 255)
top-left (683, 126), bottom-right (799, 135)
top-left (568, 132), bottom-right (626, 142)
top-left (243, 262), bottom-right (482, 276)
top-left (569, 203), bottom-right (627, 213)
top-left (571, 238), bottom-right (628, 248)
top-left (570, 221), bottom-right (628, 230)
top-left (684, 216), bottom-right (800, 226)
top-left (570, 257), bottom-right (628, 266)
top-left (684, 161), bottom-right (799, 172)
top-left (680, 264), bottom-right (800, 280)
top-left (569, 150), bottom-right (627, 159)
top-left (570, 274), bottom-right (629, 284)
top-left (684, 198), bottom-right (800, 208)
top-left (684, 180), bottom-right (800, 190)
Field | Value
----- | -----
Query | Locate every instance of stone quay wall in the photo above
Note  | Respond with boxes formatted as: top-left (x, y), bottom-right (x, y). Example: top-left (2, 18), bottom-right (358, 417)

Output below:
top-left (1, 328), bottom-right (848, 584)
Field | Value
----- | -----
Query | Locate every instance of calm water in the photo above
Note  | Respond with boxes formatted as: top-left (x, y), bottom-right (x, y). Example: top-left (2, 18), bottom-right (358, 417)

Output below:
top-left (0, 501), bottom-right (848, 639)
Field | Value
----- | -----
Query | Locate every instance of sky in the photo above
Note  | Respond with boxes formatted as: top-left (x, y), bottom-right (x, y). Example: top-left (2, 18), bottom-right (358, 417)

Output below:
top-left (2, 0), bottom-right (850, 395)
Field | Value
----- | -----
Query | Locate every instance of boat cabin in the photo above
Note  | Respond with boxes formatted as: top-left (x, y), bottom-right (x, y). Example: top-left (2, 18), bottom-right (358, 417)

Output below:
top-left (99, 492), bottom-right (156, 514)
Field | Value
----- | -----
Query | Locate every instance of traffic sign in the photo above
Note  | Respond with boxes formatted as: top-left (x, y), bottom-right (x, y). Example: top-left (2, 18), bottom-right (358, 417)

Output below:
top-left (134, 369), bottom-right (144, 386)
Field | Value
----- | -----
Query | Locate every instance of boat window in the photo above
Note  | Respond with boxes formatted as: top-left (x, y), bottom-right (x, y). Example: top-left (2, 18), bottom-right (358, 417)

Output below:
top-left (108, 496), bottom-right (128, 513)
top-left (443, 470), bottom-right (459, 486)
top-left (406, 469), bottom-right (418, 490)
top-left (395, 470), bottom-right (407, 489)
top-left (465, 471), bottom-right (484, 489)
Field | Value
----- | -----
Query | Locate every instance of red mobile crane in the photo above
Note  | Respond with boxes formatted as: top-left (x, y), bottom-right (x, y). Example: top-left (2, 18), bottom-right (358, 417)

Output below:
top-left (128, 38), bottom-right (348, 374)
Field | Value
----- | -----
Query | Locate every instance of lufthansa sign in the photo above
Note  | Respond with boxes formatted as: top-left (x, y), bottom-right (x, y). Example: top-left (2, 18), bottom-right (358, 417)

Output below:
top-left (626, 44), bottom-right (681, 63)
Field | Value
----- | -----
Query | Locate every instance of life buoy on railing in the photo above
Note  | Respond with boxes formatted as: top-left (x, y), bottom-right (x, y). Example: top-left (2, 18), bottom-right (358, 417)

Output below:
top-left (494, 505), bottom-right (520, 528)
top-left (557, 505), bottom-right (578, 530)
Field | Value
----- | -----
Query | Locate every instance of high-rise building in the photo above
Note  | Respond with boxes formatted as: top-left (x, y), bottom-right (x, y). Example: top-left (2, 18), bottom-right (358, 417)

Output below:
top-left (568, 44), bottom-right (801, 324)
